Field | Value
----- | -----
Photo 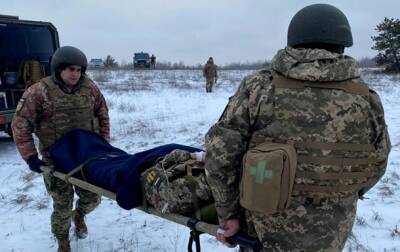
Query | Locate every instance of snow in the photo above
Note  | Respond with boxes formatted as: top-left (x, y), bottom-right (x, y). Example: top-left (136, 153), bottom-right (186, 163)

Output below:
top-left (0, 69), bottom-right (399, 251)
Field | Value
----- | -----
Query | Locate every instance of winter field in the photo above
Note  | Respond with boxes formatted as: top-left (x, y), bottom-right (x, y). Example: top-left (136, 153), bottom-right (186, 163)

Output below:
top-left (0, 69), bottom-right (399, 251)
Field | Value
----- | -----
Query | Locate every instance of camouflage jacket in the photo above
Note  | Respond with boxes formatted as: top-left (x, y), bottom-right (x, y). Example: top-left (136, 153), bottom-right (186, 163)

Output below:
top-left (142, 149), bottom-right (213, 217)
top-left (12, 75), bottom-right (110, 161)
top-left (203, 63), bottom-right (218, 79)
top-left (205, 47), bottom-right (391, 222)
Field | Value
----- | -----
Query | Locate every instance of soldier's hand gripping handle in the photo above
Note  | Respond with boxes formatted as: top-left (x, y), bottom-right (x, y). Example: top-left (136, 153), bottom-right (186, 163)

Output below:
top-left (26, 154), bottom-right (45, 173)
top-left (216, 219), bottom-right (240, 248)
top-left (227, 234), bottom-right (263, 252)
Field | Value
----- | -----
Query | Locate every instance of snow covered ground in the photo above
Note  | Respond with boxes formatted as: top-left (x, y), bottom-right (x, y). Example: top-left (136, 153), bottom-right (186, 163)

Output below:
top-left (0, 69), bottom-right (399, 251)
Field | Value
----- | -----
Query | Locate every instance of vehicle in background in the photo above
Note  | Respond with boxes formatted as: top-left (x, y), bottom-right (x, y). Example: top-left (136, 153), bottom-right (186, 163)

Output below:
top-left (88, 58), bottom-right (104, 68)
top-left (0, 14), bottom-right (59, 137)
top-left (133, 52), bottom-right (150, 69)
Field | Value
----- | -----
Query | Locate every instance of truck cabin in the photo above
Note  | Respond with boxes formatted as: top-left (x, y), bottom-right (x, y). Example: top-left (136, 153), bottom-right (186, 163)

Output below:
top-left (133, 52), bottom-right (151, 69)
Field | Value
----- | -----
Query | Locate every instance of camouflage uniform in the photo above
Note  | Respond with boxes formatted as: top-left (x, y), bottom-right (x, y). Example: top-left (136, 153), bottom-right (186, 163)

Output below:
top-left (12, 75), bottom-right (109, 239)
top-left (142, 150), bottom-right (214, 218)
top-left (205, 47), bottom-right (391, 251)
top-left (203, 62), bottom-right (218, 92)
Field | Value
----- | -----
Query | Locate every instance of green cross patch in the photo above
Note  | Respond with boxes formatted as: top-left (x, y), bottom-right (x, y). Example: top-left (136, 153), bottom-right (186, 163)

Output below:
top-left (250, 160), bottom-right (273, 184)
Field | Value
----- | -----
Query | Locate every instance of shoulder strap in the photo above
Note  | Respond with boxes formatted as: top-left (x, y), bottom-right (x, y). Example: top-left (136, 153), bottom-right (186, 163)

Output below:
top-left (294, 141), bottom-right (375, 151)
top-left (78, 76), bottom-right (96, 95)
top-left (273, 74), bottom-right (370, 96)
top-left (41, 76), bottom-right (57, 90)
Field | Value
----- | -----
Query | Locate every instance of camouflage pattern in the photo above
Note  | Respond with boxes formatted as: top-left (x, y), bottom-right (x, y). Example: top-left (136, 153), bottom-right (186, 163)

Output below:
top-left (12, 75), bottom-right (108, 239)
top-left (203, 62), bottom-right (218, 92)
top-left (241, 195), bottom-right (357, 252)
top-left (206, 78), bottom-right (216, 93)
top-left (12, 75), bottom-right (110, 161)
top-left (34, 76), bottom-right (104, 162)
top-left (271, 47), bottom-right (359, 82)
top-left (43, 172), bottom-right (101, 239)
top-left (205, 47), bottom-right (390, 250)
top-left (142, 149), bottom-right (213, 216)
top-left (203, 62), bottom-right (218, 79)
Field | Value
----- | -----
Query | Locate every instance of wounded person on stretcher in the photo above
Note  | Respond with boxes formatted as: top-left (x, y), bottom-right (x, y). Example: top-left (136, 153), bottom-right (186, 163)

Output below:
top-left (49, 129), bottom-right (216, 222)
top-left (141, 149), bottom-right (217, 221)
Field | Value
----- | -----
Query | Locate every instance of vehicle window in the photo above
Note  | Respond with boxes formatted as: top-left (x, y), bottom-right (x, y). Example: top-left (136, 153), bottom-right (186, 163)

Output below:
top-left (0, 25), bottom-right (26, 59)
top-left (0, 23), bottom-right (55, 70)
top-left (25, 26), bottom-right (54, 54)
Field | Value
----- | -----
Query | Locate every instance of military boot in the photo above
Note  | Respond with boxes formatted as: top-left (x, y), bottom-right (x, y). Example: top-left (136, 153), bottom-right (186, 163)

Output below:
top-left (57, 238), bottom-right (71, 252)
top-left (72, 210), bottom-right (88, 239)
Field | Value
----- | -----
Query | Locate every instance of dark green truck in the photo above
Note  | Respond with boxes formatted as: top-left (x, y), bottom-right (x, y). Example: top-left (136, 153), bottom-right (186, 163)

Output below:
top-left (0, 14), bottom-right (59, 137)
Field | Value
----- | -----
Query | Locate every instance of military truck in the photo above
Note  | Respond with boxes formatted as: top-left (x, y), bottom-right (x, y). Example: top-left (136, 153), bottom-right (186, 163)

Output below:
top-left (133, 52), bottom-right (151, 69)
top-left (88, 58), bottom-right (105, 68)
top-left (0, 14), bottom-right (59, 137)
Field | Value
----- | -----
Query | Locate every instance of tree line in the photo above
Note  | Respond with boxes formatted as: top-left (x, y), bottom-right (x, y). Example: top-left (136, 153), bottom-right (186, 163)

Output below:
top-left (98, 18), bottom-right (400, 72)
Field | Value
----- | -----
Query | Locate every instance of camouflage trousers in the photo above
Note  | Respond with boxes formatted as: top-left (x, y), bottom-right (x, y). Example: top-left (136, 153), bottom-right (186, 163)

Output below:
top-left (43, 173), bottom-right (101, 239)
top-left (241, 195), bottom-right (358, 252)
top-left (206, 78), bottom-right (215, 92)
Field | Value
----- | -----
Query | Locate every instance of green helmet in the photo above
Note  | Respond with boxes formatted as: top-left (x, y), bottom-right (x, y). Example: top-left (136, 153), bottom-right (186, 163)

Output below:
top-left (287, 4), bottom-right (353, 48)
top-left (51, 46), bottom-right (87, 72)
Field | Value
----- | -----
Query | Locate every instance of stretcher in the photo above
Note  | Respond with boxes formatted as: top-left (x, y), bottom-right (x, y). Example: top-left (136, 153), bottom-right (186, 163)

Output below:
top-left (41, 166), bottom-right (262, 252)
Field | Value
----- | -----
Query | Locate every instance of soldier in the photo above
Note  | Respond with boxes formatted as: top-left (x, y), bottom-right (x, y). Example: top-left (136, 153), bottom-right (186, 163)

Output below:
top-left (12, 46), bottom-right (110, 252)
top-left (204, 4), bottom-right (391, 251)
top-left (150, 54), bottom-right (156, 69)
top-left (203, 57), bottom-right (218, 92)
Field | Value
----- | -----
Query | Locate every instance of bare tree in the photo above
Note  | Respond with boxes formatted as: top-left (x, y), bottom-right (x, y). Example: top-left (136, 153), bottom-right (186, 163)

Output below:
top-left (103, 55), bottom-right (118, 68)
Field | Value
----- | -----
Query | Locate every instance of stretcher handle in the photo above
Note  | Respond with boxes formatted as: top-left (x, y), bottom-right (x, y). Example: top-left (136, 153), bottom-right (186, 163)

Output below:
top-left (40, 166), bottom-right (262, 251)
top-left (228, 234), bottom-right (262, 252)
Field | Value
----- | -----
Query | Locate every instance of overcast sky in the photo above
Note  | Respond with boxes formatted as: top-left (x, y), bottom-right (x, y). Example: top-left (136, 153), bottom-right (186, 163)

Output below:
top-left (3, 0), bottom-right (400, 65)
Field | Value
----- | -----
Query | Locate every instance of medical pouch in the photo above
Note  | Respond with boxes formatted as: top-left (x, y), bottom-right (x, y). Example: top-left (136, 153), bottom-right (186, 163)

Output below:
top-left (240, 142), bottom-right (297, 214)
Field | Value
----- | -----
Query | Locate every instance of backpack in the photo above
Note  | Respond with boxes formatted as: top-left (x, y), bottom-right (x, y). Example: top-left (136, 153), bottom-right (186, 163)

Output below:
top-left (18, 59), bottom-right (45, 88)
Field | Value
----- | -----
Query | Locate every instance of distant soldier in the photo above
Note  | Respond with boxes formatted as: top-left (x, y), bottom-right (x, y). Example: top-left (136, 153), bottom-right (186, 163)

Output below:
top-left (204, 4), bottom-right (391, 251)
top-left (150, 54), bottom-right (156, 69)
top-left (12, 46), bottom-right (110, 252)
top-left (203, 57), bottom-right (218, 92)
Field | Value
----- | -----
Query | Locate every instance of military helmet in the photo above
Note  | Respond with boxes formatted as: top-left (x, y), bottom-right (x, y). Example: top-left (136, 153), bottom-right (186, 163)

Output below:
top-left (287, 4), bottom-right (353, 48)
top-left (51, 46), bottom-right (88, 72)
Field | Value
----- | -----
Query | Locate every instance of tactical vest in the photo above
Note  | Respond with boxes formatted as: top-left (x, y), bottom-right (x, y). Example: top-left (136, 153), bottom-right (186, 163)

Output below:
top-left (141, 153), bottom-right (215, 221)
top-left (35, 76), bottom-right (100, 158)
top-left (249, 73), bottom-right (380, 199)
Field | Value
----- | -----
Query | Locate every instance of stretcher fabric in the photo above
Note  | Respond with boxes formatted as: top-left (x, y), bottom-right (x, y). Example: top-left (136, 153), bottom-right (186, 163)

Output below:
top-left (49, 129), bottom-right (201, 210)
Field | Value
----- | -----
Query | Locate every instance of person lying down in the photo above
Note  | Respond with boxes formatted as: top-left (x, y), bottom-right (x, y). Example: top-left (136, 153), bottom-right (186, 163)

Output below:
top-left (48, 128), bottom-right (216, 222)
top-left (141, 148), bottom-right (216, 220)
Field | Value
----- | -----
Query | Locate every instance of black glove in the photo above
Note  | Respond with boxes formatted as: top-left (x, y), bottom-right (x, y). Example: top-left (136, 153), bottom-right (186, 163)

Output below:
top-left (27, 154), bottom-right (45, 173)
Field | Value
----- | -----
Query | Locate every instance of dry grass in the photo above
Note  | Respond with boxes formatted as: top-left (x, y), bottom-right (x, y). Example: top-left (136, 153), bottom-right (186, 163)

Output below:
top-left (117, 102), bottom-right (137, 113)
top-left (346, 233), bottom-right (372, 252)
top-left (355, 216), bottom-right (367, 227)
top-left (91, 71), bottom-right (111, 83)
top-left (102, 81), bottom-right (154, 92)
top-left (371, 211), bottom-right (383, 223)
top-left (378, 185), bottom-right (395, 196)
top-left (391, 170), bottom-right (400, 180)
top-left (35, 197), bottom-right (49, 210)
top-left (22, 172), bottom-right (36, 182)
top-left (391, 225), bottom-right (400, 239)
top-left (11, 193), bottom-right (32, 205)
